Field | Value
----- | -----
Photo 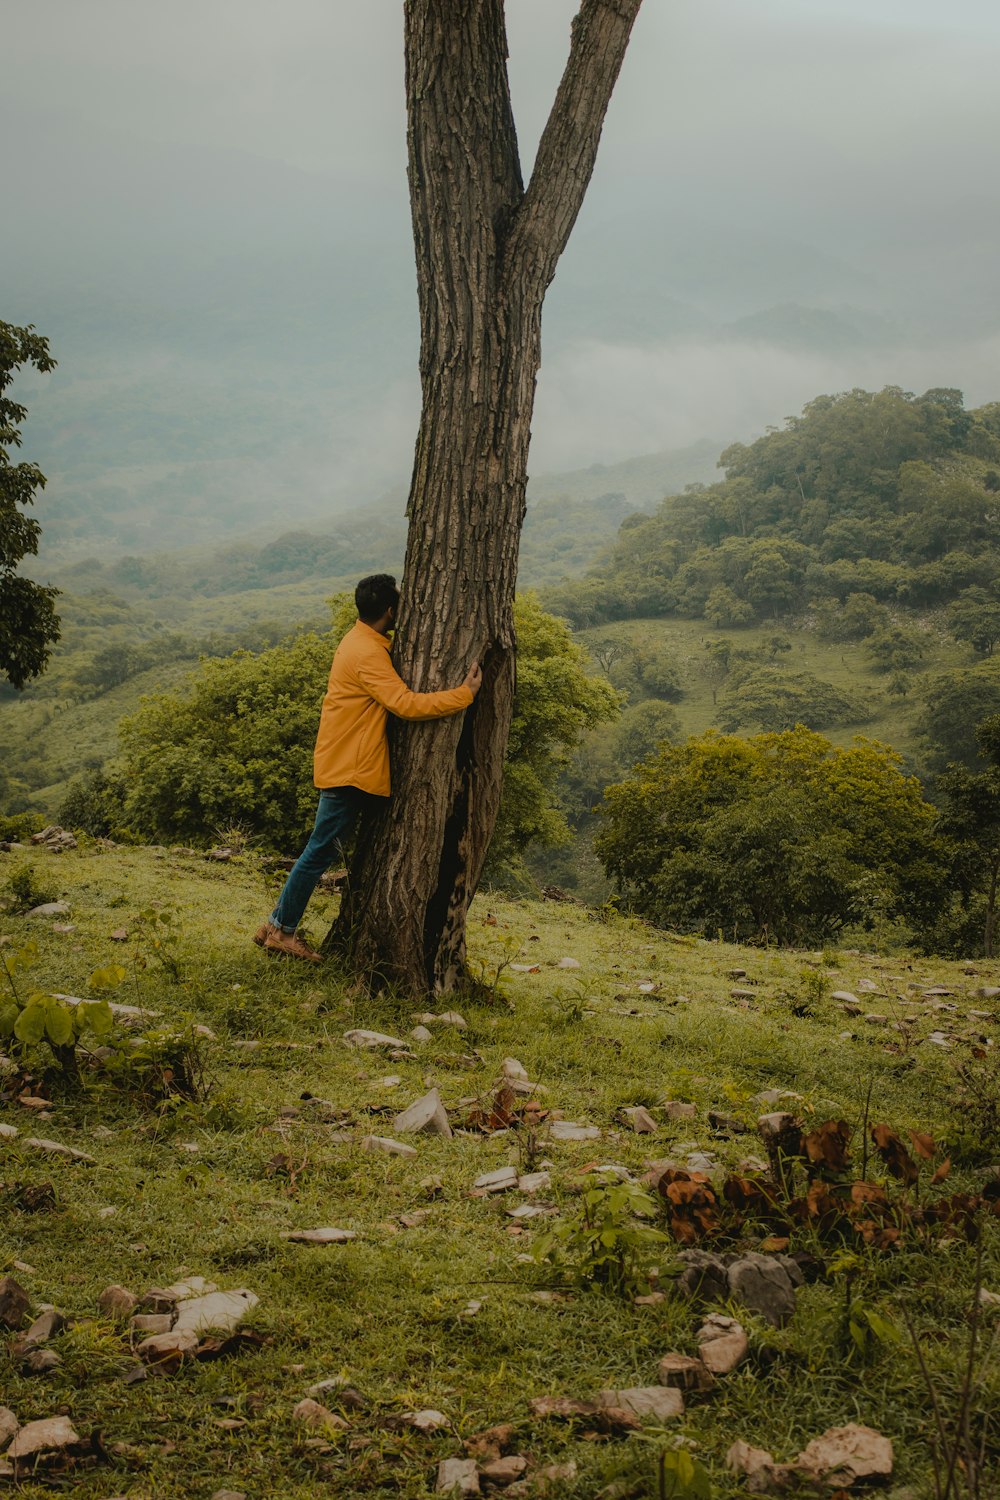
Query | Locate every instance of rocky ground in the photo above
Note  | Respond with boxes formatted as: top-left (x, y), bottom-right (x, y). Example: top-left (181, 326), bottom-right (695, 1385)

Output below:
top-left (1, 839), bottom-right (998, 1497)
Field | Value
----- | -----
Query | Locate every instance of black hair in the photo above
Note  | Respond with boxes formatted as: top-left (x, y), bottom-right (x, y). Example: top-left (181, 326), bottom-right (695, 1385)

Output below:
top-left (355, 573), bottom-right (400, 624)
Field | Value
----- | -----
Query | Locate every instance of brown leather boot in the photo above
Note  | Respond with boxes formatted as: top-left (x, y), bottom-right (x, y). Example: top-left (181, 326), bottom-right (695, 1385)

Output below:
top-left (254, 923), bottom-right (322, 964)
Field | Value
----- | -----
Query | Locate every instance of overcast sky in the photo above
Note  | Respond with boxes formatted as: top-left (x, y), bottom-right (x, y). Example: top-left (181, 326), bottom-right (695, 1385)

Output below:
top-left (4, 0), bottom-right (999, 538)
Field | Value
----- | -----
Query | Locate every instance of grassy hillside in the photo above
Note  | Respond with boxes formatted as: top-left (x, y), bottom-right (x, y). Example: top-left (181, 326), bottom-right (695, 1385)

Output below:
top-left (1, 843), bottom-right (997, 1497)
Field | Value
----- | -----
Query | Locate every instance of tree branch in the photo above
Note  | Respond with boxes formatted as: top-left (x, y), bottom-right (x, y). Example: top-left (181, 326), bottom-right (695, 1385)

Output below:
top-left (507, 0), bottom-right (643, 290)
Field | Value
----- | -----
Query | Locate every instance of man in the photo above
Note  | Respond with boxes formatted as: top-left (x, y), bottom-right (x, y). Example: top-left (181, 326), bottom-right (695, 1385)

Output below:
top-left (254, 573), bottom-right (481, 962)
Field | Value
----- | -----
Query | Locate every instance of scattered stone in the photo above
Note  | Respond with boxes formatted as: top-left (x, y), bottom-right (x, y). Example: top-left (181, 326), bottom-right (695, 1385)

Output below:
top-left (726, 1440), bottom-right (791, 1489)
top-left (398, 1409), bottom-right (449, 1432)
top-left (978, 1288), bottom-right (1000, 1308)
top-left (697, 1314), bottom-right (748, 1374)
top-left (663, 1101), bottom-right (697, 1121)
top-left (0, 1407), bottom-right (18, 1446)
top-left (708, 1110), bottom-right (749, 1134)
top-left (437, 1457), bottom-right (481, 1494)
top-left (479, 1455), bottom-right (528, 1486)
top-left (757, 1111), bottom-right (798, 1143)
top-left (22, 1348), bottom-right (63, 1374)
top-left (506, 1203), bottom-right (552, 1220)
top-left (97, 1284), bottom-right (137, 1320)
top-left (634, 1292), bottom-right (666, 1306)
top-left (282, 1227), bottom-right (357, 1244)
top-left (831, 990), bottom-right (861, 1004)
top-left (726, 1251), bottom-right (800, 1327)
top-left (461, 1299), bottom-right (483, 1318)
top-left (211, 1491), bottom-right (248, 1500)
top-left (394, 1087), bottom-right (453, 1138)
top-left (597, 1386), bottom-right (683, 1421)
top-left (517, 1171), bottom-right (551, 1194)
top-left (620, 1106), bottom-right (658, 1134)
top-left (0, 1122), bottom-right (18, 1139)
top-left (420, 1174), bottom-right (444, 1197)
top-left (509, 963), bottom-right (541, 973)
top-left (656, 1354), bottom-right (715, 1392)
top-left (137, 1328), bottom-right (200, 1362)
top-left (98, 1205), bottom-right (118, 1218)
top-left (507, 1462), bottom-right (577, 1498)
top-left (131, 1314), bottom-right (173, 1334)
top-left (411, 1025), bottom-right (433, 1042)
top-left (556, 957), bottom-right (581, 969)
top-left (796, 1423), bottom-right (893, 1486)
top-left (173, 1289), bottom-right (258, 1336)
top-left (686, 1152), bottom-right (718, 1175)
top-left (473, 1166), bottom-right (518, 1193)
top-left (23, 1136), bottom-right (95, 1164)
top-left (21, 1308), bottom-right (65, 1346)
top-left (502, 1058), bottom-right (528, 1081)
top-left (0, 1276), bottom-right (30, 1330)
top-left (292, 1397), bottom-right (349, 1431)
top-left (977, 985), bottom-right (1000, 999)
top-left (26, 901), bottom-right (71, 918)
top-left (378, 1075), bottom-right (402, 1088)
top-left (162, 1276), bottom-right (217, 1299)
top-left (528, 1396), bottom-right (639, 1432)
top-left (30, 825), bottom-right (77, 852)
top-left (399, 1209), bottom-right (430, 1229)
top-left (360, 1134), bottom-right (418, 1159)
top-left (464, 1423), bottom-right (516, 1461)
top-left (6, 1415), bottom-right (80, 1461)
top-left (343, 1029), bottom-right (407, 1050)
top-left (549, 1121), bottom-right (600, 1142)
top-left (863, 1013), bottom-right (888, 1027)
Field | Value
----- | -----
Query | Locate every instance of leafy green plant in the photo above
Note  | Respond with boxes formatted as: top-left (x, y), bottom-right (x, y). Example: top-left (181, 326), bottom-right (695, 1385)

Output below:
top-left (132, 905), bottom-right (184, 985)
top-left (658, 1446), bottom-right (712, 1500)
top-left (2, 863), bottom-right (58, 914)
top-left (828, 1249), bottom-right (901, 1361)
top-left (0, 941), bottom-right (115, 1081)
top-left (533, 1179), bottom-right (671, 1296)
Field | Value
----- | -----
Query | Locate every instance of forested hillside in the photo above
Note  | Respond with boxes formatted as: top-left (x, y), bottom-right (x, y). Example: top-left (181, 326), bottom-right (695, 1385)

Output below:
top-left (553, 387), bottom-right (1000, 628)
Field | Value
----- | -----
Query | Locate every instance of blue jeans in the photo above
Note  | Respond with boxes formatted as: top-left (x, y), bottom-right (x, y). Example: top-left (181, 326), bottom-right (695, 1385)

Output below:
top-left (269, 786), bottom-right (369, 933)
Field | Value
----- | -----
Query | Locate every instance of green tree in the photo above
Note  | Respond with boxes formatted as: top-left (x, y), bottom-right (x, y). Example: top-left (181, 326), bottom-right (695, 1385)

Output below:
top-left (596, 727), bottom-right (944, 945)
top-left (864, 624), bottom-right (928, 674)
top-left (0, 322), bottom-right (60, 687)
top-left (948, 588), bottom-right (1000, 656)
top-left (717, 667), bottom-right (870, 733)
top-left (932, 715), bottom-right (1000, 957)
top-left (917, 662), bottom-right (1000, 770)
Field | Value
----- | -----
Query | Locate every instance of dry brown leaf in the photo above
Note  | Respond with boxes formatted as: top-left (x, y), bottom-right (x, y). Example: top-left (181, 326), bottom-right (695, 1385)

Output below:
top-left (908, 1129), bottom-right (936, 1161)
top-left (871, 1124), bottom-right (918, 1186)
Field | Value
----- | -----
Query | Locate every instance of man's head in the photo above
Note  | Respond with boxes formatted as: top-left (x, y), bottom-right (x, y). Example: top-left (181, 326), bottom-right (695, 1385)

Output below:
top-left (355, 573), bottom-right (400, 628)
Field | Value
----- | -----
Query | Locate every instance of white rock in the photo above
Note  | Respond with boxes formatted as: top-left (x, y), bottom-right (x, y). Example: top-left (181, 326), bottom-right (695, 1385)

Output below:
top-left (597, 1386), bottom-right (684, 1421)
top-left (506, 1203), bottom-right (552, 1220)
top-left (473, 1166), bottom-right (518, 1192)
top-left (502, 1057), bottom-right (528, 1080)
top-left (0, 1407), bottom-right (18, 1446)
top-left (162, 1277), bottom-right (217, 1299)
top-left (361, 1134), bottom-right (418, 1158)
top-left (378, 1075), bottom-right (402, 1088)
top-left (549, 1121), bottom-right (600, 1141)
top-left (292, 1398), bottom-right (349, 1431)
top-left (172, 1289), bottom-right (258, 1336)
top-left (556, 956), bottom-right (581, 969)
top-left (410, 1026), bottom-right (433, 1042)
top-left (55, 993), bottom-right (158, 1023)
top-left (621, 1106), bottom-right (658, 1133)
top-left (796, 1423), bottom-right (893, 1485)
top-left (697, 1314), bottom-right (748, 1374)
top-left (343, 1029), bottom-right (406, 1050)
top-left (0, 1123), bottom-right (18, 1139)
top-left (282, 1228), bottom-right (357, 1244)
top-left (6, 1415), bottom-right (80, 1460)
top-left (26, 902), bottom-right (71, 918)
top-left (394, 1088), bottom-right (453, 1138)
top-left (399, 1408), bottom-right (449, 1431)
top-left (831, 990), bottom-right (861, 1004)
top-left (436, 1457), bottom-right (480, 1494)
top-left (517, 1171), bottom-right (551, 1194)
top-left (23, 1137), bottom-right (95, 1164)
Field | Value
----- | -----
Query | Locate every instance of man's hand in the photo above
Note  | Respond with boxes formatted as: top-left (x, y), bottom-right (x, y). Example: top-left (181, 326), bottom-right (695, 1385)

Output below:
top-left (463, 660), bottom-right (483, 697)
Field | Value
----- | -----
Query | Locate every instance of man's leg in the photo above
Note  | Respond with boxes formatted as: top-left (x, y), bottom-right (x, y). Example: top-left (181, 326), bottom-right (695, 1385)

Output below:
top-left (256, 788), bottom-right (362, 959)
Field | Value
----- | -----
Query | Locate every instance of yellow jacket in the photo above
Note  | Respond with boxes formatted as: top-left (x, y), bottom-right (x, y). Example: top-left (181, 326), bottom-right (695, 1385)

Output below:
top-left (312, 620), bottom-right (473, 795)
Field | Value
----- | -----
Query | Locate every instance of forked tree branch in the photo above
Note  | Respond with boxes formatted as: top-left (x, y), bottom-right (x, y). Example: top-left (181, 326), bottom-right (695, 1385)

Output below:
top-left (507, 0), bottom-right (643, 289)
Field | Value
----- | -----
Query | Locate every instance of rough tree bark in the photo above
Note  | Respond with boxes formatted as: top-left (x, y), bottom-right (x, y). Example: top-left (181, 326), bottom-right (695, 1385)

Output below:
top-left (329, 0), bottom-right (643, 996)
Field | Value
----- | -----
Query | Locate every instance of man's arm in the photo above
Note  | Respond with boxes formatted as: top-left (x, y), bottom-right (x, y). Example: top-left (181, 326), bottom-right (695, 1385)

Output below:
top-left (357, 653), bottom-right (481, 720)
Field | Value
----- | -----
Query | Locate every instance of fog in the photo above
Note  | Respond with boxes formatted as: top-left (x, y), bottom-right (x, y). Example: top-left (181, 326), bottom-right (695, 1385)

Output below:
top-left (3, 0), bottom-right (998, 551)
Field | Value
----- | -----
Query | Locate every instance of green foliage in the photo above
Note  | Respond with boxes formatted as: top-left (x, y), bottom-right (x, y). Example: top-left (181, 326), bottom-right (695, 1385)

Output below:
top-left (926, 715), bottom-right (1000, 957)
top-left (485, 595), bottom-right (619, 880)
top-left (814, 591), bottom-right (889, 642)
top-left (59, 767), bottom-right (133, 839)
top-left (917, 660), bottom-right (1000, 770)
top-left (865, 624), bottom-right (928, 674)
top-left (532, 1179), bottom-right (670, 1295)
top-left (0, 940), bottom-right (115, 1080)
top-left (553, 386), bottom-right (1000, 629)
top-left (2, 862), bottom-right (58, 914)
top-left (597, 727), bottom-right (945, 944)
top-left (717, 666), bottom-right (871, 733)
top-left (658, 1448), bottom-right (712, 1500)
top-left (948, 586), bottom-right (1000, 656)
top-left (119, 632), bottom-right (333, 849)
top-left (0, 321), bottom-right (61, 688)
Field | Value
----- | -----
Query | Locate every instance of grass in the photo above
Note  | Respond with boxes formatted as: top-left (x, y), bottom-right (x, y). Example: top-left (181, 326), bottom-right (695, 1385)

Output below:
top-left (578, 613), bottom-right (970, 770)
top-left (1, 843), bottom-right (998, 1497)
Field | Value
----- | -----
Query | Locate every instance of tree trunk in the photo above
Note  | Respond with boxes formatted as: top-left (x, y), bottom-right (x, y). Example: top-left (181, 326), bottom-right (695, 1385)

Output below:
top-left (329, 0), bottom-right (643, 996)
